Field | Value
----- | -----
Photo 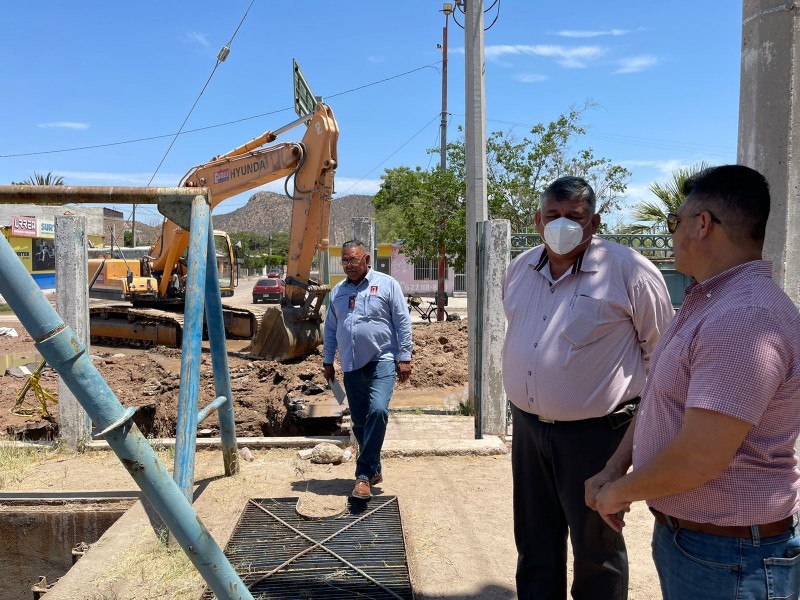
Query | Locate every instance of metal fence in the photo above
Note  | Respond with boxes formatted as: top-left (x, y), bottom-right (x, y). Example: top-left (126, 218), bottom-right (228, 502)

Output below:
top-left (510, 232), bottom-right (674, 260)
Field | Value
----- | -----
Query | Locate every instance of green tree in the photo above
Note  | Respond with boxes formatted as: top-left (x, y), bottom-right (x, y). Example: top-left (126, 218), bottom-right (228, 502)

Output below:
top-left (229, 231), bottom-right (289, 269)
top-left (628, 162), bottom-right (709, 233)
top-left (375, 166), bottom-right (466, 271)
top-left (375, 104), bottom-right (631, 268)
top-left (12, 171), bottom-right (65, 185)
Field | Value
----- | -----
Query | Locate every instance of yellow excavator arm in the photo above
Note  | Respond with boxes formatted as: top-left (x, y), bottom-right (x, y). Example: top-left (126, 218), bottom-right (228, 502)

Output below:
top-left (89, 103), bottom-right (339, 359)
top-left (148, 102), bottom-right (339, 303)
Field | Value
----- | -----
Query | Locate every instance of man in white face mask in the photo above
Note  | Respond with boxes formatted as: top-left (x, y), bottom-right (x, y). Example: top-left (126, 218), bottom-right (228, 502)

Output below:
top-left (502, 176), bottom-right (674, 600)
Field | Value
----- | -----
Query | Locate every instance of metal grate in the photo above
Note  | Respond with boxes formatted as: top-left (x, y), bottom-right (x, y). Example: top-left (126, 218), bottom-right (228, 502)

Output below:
top-left (203, 496), bottom-right (414, 600)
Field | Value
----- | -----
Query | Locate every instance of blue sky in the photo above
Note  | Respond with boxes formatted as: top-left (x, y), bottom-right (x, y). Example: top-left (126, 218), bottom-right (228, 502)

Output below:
top-left (1, 1), bottom-right (742, 229)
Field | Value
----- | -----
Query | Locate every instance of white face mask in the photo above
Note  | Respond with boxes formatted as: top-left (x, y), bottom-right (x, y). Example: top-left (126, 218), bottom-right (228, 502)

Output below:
top-left (542, 217), bottom-right (591, 255)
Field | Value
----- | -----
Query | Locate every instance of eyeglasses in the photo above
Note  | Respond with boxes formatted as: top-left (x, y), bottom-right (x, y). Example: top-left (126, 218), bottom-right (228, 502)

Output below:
top-left (666, 210), bottom-right (722, 234)
top-left (341, 256), bottom-right (365, 267)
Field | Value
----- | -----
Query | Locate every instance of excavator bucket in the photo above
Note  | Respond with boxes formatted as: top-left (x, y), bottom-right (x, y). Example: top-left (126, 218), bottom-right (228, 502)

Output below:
top-left (246, 305), bottom-right (324, 361)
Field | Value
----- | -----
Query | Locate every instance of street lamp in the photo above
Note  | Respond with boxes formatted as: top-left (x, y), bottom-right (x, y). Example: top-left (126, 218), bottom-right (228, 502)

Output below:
top-left (436, 2), bottom-right (453, 322)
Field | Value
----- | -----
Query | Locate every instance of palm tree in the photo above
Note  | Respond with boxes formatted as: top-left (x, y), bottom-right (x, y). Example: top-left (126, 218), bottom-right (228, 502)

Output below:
top-left (628, 162), bottom-right (709, 233)
top-left (12, 171), bottom-right (65, 186)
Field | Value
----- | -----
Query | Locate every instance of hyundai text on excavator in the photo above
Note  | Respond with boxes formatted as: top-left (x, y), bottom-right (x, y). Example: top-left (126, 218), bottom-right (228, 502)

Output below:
top-left (88, 102), bottom-right (339, 361)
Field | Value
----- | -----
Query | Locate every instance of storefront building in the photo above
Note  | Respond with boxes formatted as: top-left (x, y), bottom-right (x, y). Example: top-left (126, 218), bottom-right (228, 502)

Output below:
top-left (0, 205), bottom-right (116, 291)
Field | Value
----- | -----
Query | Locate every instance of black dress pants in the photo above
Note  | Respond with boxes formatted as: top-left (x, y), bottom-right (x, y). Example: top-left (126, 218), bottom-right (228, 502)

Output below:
top-left (511, 404), bottom-right (629, 600)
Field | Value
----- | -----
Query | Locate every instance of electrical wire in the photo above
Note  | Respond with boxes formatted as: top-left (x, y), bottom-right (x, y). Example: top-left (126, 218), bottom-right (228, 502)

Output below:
top-left (337, 114), bottom-right (441, 197)
top-left (452, 0), bottom-right (499, 31)
top-left (484, 0), bottom-right (500, 31)
top-left (0, 108), bottom-right (294, 158)
top-left (449, 113), bottom-right (733, 155)
top-left (325, 62), bottom-right (440, 100)
top-left (145, 0), bottom-right (255, 187)
top-left (0, 62), bottom-right (439, 160)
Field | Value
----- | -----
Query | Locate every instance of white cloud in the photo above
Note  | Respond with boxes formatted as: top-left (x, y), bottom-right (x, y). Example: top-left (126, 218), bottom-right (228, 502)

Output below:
top-left (37, 122), bottom-right (89, 130)
top-left (184, 31), bottom-right (210, 47)
top-left (367, 55), bottom-right (384, 64)
top-left (514, 73), bottom-right (548, 83)
top-left (554, 29), bottom-right (630, 38)
top-left (484, 44), bottom-right (606, 68)
top-left (620, 159), bottom-right (693, 176)
top-left (615, 55), bottom-right (658, 74)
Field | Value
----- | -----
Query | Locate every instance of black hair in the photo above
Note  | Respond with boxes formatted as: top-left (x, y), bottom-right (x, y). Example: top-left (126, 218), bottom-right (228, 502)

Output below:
top-left (682, 165), bottom-right (770, 245)
top-left (541, 176), bottom-right (596, 213)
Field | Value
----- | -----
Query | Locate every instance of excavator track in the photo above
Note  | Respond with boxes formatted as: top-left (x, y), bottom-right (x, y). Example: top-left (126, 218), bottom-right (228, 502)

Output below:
top-left (90, 306), bottom-right (186, 348)
top-left (89, 304), bottom-right (266, 349)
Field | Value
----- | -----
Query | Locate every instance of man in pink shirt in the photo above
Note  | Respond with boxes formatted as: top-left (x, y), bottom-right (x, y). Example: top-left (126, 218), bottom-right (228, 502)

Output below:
top-left (586, 165), bottom-right (800, 600)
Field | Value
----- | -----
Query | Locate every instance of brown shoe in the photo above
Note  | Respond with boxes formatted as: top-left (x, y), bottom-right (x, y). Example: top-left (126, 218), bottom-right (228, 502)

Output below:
top-left (369, 473), bottom-right (383, 486)
top-left (352, 479), bottom-right (371, 500)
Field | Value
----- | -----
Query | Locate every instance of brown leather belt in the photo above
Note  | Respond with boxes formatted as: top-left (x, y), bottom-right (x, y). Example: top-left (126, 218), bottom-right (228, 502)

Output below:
top-left (651, 508), bottom-right (795, 539)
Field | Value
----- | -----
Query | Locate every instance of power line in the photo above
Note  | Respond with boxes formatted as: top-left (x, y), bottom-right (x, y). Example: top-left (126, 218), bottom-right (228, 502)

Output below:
top-left (146, 0), bottom-right (256, 187)
top-left (450, 113), bottom-right (733, 155)
top-left (0, 108), bottom-right (295, 158)
top-left (326, 62), bottom-right (440, 100)
top-left (0, 61), bottom-right (440, 160)
top-left (337, 114), bottom-right (441, 196)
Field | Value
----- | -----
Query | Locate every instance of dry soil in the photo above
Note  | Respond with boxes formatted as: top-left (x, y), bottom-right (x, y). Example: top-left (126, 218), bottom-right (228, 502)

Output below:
top-left (0, 314), bottom-right (662, 599)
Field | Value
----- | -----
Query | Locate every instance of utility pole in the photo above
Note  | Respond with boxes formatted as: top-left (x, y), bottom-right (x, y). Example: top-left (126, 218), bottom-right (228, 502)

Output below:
top-left (131, 204), bottom-right (137, 247)
top-left (465, 0), bottom-right (489, 414)
top-left (436, 2), bottom-right (454, 321)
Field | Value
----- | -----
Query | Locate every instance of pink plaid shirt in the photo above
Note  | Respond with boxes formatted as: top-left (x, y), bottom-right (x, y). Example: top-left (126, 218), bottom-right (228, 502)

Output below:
top-left (633, 261), bottom-right (800, 525)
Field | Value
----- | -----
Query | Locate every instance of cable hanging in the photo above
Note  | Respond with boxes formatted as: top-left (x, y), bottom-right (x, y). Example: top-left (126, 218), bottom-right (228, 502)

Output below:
top-left (146, 0), bottom-right (256, 187)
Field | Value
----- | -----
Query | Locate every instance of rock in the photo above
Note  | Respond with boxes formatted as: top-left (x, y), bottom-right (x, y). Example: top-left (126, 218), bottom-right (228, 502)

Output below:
top-left (301, 382), bottom-right (325, 395)
top-left (310, 442), bottom-right (343, 464)
top-left (297, 448), bottom-right (314, 460)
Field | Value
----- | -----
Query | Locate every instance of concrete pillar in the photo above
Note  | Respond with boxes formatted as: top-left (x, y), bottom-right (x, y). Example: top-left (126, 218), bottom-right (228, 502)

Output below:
top-left (479, 220), bottom-right (509, 436)
top-left (55, 215), bottom-right (92, 447)
top-left (465, 0), bottom-right (489, 413)
top-left (738, 0), bottom-right (800, 304)
top-left (351, 217), bottom-right (376, 259)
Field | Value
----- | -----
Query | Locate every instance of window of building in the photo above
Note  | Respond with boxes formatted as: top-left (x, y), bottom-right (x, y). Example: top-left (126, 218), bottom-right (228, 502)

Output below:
top-left (413, 259), bottom-right (442, 281)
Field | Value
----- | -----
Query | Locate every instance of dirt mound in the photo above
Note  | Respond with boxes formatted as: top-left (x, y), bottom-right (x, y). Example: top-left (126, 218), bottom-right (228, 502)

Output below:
top-left (0, 321), bottom-right (468, 441)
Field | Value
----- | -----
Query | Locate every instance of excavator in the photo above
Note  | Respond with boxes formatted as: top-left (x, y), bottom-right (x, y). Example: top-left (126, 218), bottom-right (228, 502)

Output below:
top-left (88, 102), bottom-right (339, 361)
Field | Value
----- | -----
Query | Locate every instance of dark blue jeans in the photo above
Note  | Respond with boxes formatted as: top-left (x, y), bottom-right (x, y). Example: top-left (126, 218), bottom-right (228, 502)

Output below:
top-left (343, 360), bottom-right (396, 481)
top-left (652, 516), bottom-right (800, 599)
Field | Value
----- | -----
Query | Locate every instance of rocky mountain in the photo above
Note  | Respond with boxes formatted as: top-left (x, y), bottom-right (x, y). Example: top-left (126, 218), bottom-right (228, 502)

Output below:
top-left (211, 191), bottom-right (375, 245)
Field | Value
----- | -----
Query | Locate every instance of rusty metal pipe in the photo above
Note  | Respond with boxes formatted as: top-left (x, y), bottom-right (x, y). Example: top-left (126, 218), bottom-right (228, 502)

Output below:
top-left (0, 185), bottom-right (208, 205)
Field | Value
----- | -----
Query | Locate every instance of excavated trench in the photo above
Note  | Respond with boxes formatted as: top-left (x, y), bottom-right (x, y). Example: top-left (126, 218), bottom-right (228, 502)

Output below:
top-left (0, 496), bottom-right (136, 600)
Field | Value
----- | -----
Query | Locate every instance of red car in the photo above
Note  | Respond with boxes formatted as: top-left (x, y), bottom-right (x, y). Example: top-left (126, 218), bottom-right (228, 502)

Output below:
top-left (252, 278), bottom-right (285, 303)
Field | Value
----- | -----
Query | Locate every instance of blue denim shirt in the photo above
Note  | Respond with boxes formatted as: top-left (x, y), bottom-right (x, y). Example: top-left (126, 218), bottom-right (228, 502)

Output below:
top-left (323, 269), bottom-right (412, 372)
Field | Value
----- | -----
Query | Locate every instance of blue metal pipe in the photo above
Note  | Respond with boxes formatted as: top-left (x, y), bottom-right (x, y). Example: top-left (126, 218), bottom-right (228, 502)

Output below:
top-left (197, 395), bottom-right (229, 425)
top-left (203, 225), bottom-right (240, 476)
top-left (0, 230), bottom-right (253, 600)
top-left (173, 196), bottom-right (209, 502)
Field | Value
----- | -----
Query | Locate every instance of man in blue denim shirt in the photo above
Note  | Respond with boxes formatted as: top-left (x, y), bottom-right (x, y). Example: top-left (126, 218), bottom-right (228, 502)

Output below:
top-left (323, 240), bottom-right (413, 499)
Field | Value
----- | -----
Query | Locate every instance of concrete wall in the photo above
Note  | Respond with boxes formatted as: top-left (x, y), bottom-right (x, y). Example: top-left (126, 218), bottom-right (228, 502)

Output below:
top-left (0, 503), bottom-right (129, 600)
top-left (738, 0), bottom-right (800, 304)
